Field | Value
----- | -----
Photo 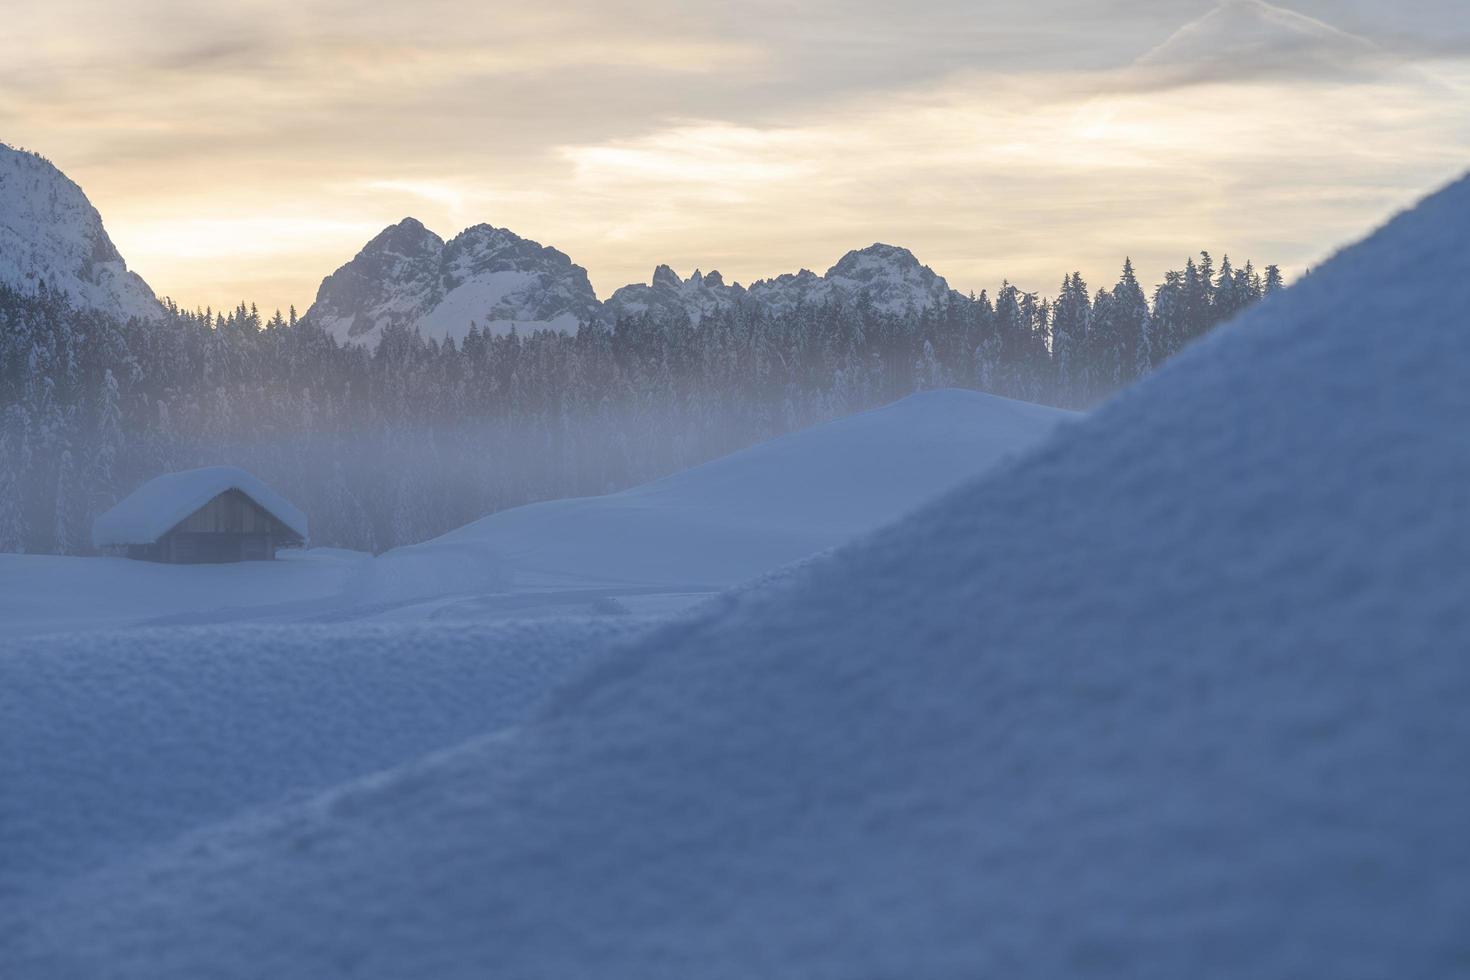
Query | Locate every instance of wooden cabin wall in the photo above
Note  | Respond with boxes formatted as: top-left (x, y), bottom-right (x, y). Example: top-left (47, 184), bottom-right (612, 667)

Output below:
top-left (113, 490), bottom-right (304, 563)
top-left (173, 490), bottom-right (294, 538)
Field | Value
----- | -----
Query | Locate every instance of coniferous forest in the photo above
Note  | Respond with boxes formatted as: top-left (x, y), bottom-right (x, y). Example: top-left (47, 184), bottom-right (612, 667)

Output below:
top-left (0, 252), bottom-right (1281, 555)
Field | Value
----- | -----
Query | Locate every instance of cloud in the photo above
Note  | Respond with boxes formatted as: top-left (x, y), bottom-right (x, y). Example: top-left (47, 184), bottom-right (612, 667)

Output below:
top-left (1119, 0), bottom-right (1395, 89)
top-left (2, 0), bottom-right (1467, 313)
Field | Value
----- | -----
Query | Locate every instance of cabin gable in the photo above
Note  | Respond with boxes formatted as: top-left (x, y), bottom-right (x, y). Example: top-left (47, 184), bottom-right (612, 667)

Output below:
top-left (122, 489), bottom-right (304, 564)
top-left (94, 466), bottom-right (309, 564)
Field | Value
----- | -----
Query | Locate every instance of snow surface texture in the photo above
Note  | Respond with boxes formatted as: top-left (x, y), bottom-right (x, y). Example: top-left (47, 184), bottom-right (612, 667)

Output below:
top-left (0, 144), bottom-right (160, 322)
top-left (0, 549), bottom-right (363, 640)
top-left (10, 174), bottom-right (1469, 978)
top-left (92, 465), bottom-right (309, 547)
top-left (0, 619), bottom-right (643, 903)
top-left (360, 388), bottom-right (1070, 604)
top-left (303, 218), bottom-right (600, 347)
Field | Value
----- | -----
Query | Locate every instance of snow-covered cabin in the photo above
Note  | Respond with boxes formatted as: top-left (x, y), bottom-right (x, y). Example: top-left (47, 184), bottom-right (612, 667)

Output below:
top-left (92, 467), bottom-right (307, 563)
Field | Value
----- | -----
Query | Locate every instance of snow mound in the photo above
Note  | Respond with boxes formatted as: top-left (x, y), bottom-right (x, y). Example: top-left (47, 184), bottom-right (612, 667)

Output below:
top-left (92, 466), bottom-right (308, 548)
top-left (12, 174), bottom-right (1470, 977)
top-left (0, 619), bottom-right (643, 901)
top-left (361, 388), bottom-right (1071, 601)
top-left (0, 144), bottom-right (161, 322)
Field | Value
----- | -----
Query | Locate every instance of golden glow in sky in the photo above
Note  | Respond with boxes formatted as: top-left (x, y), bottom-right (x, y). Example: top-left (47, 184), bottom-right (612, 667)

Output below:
top-left (3, 0), bottom-right (1467, 312)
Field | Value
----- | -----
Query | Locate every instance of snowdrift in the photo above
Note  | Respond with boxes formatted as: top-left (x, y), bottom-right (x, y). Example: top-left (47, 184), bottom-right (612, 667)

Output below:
top-left (364, 388), bottom-right (1071, 601)
top-left (11, 174), bottom-right (1470, 977)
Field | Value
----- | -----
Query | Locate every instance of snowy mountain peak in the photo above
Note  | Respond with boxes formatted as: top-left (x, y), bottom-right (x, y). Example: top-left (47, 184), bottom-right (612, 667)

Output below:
top-left (603, 262), bottom-right (751, 325)
top-left (831, 242), bottom-right (920, 269)
top-left (748, 242), bottom-right (957, 316)
top-left (305, 219), bottom-right (599, 346)
top-left (310, 221), bottom-right (963, 344)
top-left (374, 216), bottom-right (442, 249)
top-left (0, 143), bottom-right (161, 322)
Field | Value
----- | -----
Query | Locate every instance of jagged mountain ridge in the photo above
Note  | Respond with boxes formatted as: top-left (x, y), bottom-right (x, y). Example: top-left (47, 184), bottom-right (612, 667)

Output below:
top-left (0, 143), bottom-right (161, 322)
top-left (308, 220), bottom-right (966, 346)
top-left (0, 141), bottom-right (963, 344)
top-left (603, 264), bottom-right (752, 325)
top-left (748, 242), bottom-right (958, 318)
top-left (304, 218), bottom-right (601, 347)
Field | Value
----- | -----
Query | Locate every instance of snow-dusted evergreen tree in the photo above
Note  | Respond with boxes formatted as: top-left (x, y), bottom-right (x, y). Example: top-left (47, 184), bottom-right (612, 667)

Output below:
top-left (1110, 258), bottom-right (1150, 389)
top-left (0, 415), bottom-right (25, 552)
top-left (1150, 270), bottom-right (1187, 367)
top-left (1051, 273), bottom-right (1091, 407)
top-left (1263, 264), bottom-right (1285, 295)
top-left (90, 367), bottom-right (122, 516)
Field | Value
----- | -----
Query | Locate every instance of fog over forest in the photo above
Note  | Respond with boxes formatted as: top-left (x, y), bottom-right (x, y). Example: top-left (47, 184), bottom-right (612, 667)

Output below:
top-left (0, 250), bottom-right (1276, 554)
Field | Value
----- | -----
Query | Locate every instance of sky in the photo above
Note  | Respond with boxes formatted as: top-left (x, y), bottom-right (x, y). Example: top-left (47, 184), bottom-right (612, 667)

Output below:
top-left (2, 0), bottom-right (1467, 313)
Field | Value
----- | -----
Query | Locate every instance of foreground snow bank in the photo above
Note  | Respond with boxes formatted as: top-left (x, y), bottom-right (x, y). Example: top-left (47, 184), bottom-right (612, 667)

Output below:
top-left (10, 175), bottom-right (1470, 977)
top-left (0, 619), bottom-right (644, 901)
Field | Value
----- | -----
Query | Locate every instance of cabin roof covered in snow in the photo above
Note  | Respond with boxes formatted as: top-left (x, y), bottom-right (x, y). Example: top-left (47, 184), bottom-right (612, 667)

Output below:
top-left (91, 467), bottom-right (308, 548)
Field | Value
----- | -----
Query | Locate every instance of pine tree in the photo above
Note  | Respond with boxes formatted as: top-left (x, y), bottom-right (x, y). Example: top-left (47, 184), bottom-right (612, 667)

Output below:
top-left (1112, 258), bottom-right (1149, 387)
top-left (90, 367), bottom-right (123, 518)
top-left (1051, 273), bottom-right (1091, 407)
top-left (1151, 269), bottom-right (1187, 366)
top-left (53, 447), bottom-right (76, 554)
top-left (1263, 264), bottom-right (1285, 295)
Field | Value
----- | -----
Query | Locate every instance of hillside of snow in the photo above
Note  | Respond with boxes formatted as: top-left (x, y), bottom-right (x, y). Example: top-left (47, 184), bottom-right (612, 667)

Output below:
top-left (358, 388), bottom-right (1070, 607)
top-left (10, 173), bottom-right (1467, 978)
top-left (0, 144), bottom-right (160, 322)
top-left (303, 219), bottom-right (599, 346)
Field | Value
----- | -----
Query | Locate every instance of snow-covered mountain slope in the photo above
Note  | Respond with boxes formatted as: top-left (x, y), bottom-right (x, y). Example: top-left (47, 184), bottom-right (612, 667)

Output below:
top-left (16, 173), bottom-right (1469, 978)
top-left (602, 264), bottom-right (751, 324)
top-left (0, 144), bottom-right (160, 322)
top-left (303, 219), bottom-right (599, 347)
top-left (0, 619), bottom-right (644, 901)
top-left (603, 244), bottom-right (960, 324)
top-left (357, 388), bottom-right (1070, 606)
top-left (747, 242), bottom-right (960, 316)
top-left (311, 224), bottom-right (966, 345)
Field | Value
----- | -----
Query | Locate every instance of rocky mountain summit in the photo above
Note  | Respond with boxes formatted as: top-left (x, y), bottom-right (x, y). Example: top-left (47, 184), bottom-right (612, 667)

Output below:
top-left (0, 143), bottom-right (161, 322)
